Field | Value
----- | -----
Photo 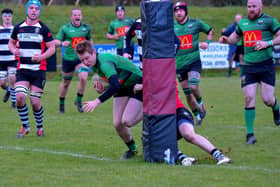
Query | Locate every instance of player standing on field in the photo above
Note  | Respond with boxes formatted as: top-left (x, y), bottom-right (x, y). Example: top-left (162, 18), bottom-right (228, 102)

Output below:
top-left (8, 0), bottom-right (55, 138)
top-left (106, 5), bottom-right (134, 57)
top-left (0, 8), bottom-right (17, 108)
top-left (55, 7), bottom-right (93, 113)
top-left (174, 1), bottom-right (213, 125)
top-left (219, 0), bottom-right (280, 144)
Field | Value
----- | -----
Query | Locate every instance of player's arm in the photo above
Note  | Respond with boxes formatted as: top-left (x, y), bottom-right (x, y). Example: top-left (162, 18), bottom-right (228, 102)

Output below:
top-left (255, 29), bottom-right (280, 51)
top-left (32, 40), bottom-right (56, 62)
top-left (200, 28), bottom-right (213, 49)
top-left (123, 23), bottom-right (136, 59)
top-left (8, 38), bottom-right (20, 58)
top-left (219, 31), bottom-right (240, 45)
top-left (106, 23), bottom-right (119, 40)
top-left (82, 74), bottom-right (120, 113)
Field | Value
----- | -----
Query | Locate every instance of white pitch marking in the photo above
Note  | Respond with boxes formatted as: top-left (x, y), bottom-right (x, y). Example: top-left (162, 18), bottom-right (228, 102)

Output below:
top-left (0, 145), bottom-right (115, 162)
top-left (1, 145), bottom-right (280, 174)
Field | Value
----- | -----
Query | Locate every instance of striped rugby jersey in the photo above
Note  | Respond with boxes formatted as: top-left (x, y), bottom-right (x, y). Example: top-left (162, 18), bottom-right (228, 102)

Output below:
top-left (0, 25), bottom-right (15, 62)
top-left (11, 20), bottom-right (53, 71)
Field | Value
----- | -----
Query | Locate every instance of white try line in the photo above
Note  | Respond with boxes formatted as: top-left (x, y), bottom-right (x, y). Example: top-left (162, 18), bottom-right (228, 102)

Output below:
top-left (0, 145), bottom-right (115, 162)
top-left (1, 145), bottom-right (280, 174)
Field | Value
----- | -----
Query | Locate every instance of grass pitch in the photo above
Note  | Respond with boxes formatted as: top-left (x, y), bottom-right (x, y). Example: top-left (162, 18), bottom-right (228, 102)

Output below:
top-left (0, 75), bottom-right (280, 186)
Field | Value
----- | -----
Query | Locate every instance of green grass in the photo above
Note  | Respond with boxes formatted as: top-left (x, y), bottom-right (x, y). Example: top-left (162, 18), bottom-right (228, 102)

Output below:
top-left (0, 75), bottom-right (280, 186)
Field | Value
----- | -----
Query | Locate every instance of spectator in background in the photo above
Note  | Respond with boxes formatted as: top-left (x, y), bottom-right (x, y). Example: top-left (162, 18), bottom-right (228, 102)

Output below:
top-left (272, 44), bottom-right (280, 65)
top-left (221, 14), bottom-right (243, 77)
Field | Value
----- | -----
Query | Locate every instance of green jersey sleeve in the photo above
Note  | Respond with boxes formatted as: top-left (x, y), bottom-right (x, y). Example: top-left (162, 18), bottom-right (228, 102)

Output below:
top-left (107, 22), bottom-right (114, 34)
top-left (199, 20), bottom-right (211, 34)
top-left (100, 61), bottom-right (117, 79)
top-left (271, 18), bottom-right (280, 34)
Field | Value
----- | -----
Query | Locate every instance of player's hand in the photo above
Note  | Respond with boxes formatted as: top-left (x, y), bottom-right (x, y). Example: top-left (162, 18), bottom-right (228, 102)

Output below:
top-left (93, 80), bottom-right (105, 94)
top-left (254, 41), bottom-right (269, 51)
top-left (219, 36), bottom-right (229, 44)
top-left (199, 42), bottom-right (209, 50)
top-left (62, 41), bottom-right (70, 47)
top-left (113, 34), bottom-right (120, 40)
top-left (134, 84), bottom-right (143, 94)
top-left (13, 48), bottom-right (20, 58)
top-left (123, 53), bottom-right (132, 60)
top-left (82, 99), bottom-right (101, 112)
top-left (32, 54), bottom-right (43, 62)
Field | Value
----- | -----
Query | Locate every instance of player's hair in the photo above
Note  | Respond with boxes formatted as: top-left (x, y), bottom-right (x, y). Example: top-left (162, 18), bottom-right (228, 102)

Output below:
top-left (72, 7), bottom-right (81, 12)
top-left (1, 8), bottom-right (13, 15)
top-left (75, 40), bottom-right (94, 55)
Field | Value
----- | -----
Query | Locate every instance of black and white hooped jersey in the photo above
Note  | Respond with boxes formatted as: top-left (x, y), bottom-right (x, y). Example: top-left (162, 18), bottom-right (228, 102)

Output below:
top-left (11, 20), bottom-right (53, 71)
top-left (0, 25), bottom-right (15, 62)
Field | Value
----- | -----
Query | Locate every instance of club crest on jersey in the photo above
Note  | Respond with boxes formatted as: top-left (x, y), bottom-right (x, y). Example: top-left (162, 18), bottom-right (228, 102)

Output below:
top-left (258, 20), bottom-right (263, 25)
top-left (82, 27), bottom-right (87, 32)
top-left (35, 27), bottom-right (40, 34)
top-left (188, 24), bottom-right (193, 28)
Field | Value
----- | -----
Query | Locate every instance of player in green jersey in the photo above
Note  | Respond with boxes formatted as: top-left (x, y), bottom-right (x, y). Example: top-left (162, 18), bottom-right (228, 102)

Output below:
top-left (75, 40), bottom-right (142, 160)
top-left (55, 7), bottom-right (93, 113)
top-left (219, 0), bottom-right (280, 144)
top-left (174, 2), bottom-right (213, 125)
top-left (106, 5), bottom-right (134, 57)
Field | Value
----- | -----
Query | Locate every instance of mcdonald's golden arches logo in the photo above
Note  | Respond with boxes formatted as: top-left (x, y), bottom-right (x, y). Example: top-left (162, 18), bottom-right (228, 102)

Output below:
top-left (116, 26), bottom-right (129, 37)
top-left (71, 37), bottom-right (86, 49)
top-left (244, 30), bottom-right (262, 47)
top-left (178, 34), bottom-right (193, 49)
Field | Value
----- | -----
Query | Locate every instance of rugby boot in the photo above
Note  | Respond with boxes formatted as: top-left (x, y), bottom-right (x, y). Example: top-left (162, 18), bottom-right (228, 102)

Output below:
top-left (121, 150), bottom-right (137, 160)
top-left (11, 102), bottom-right (16, 109)
top-left (181, 157), bottom-right (197, 166)
top-left (216, 155), bottom-right (232, 165)
top-left (246, 134), bottom-right (257, 145)
top-left (36, 128), bottom-right (44, 137)
top-left (199, 103), bottom-right (206, 120)
top-left (3, 90), bottom-right (10, 103)
top-left (195, 114), bottom-right (202, 125)
top-left (74, 100), bottom-right (84, 113)
top-left (16, 126), bottom-right (30, 139)
top-left (273, 108), bottom-right (280, 126)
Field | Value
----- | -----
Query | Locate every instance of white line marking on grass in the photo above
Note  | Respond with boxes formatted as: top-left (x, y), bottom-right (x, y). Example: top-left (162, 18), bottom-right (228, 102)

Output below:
top-left (196, 164), bottom-right (280, 174)
top-left (1, 145), bottom-right (280, 174)
top-left (0, 145), bottom-right (115, 162)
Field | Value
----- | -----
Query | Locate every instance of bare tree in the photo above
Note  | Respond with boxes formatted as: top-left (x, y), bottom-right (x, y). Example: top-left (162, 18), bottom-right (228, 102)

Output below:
top-left (75, 0), bottom-right (80, 6)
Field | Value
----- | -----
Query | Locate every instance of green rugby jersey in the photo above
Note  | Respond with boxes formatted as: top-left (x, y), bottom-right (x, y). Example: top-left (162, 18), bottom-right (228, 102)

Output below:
top-left (174, 18), bottom-right (211, 69)
top-left (93, 53), bottom-right (142, 88)
top-left (56, 22), bottom-right (92, 61)
top-left (107, 17), bottom-right (134, 49)
top-left (236, 14), bottom-right (280, 65)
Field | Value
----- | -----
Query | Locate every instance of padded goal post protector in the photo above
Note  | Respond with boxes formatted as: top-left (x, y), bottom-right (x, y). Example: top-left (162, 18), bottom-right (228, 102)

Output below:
top-left (141, 0), bottom-right (178, 164)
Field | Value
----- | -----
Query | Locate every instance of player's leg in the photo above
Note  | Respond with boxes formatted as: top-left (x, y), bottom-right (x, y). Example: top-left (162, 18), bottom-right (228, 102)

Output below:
top-left (15, 77), bottom-right (30, 138)
top-left (188, 69), bottom-right (206, 124)
top-left (75, 63), bottom-right (89, 113)
top-left (113, 96), bottom-right (137, 159)
top-left (30, 71), bottom-right (46, 137)
top-left (178, 120), bottom-right (231, 165)
top-left (0, 64), bottom-right (10, 103)
top-left (59, 59), bottom-right (75, 113)
top-left (179, 77), bottom-right (201, 125)
top-left (242, 83), bottom-right (258, 144)
top-left (261, 81), bottom-right (280, 126)
top-left (7, 66), bottom-right (17, 108)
